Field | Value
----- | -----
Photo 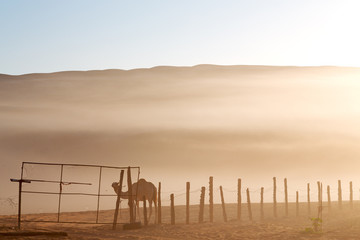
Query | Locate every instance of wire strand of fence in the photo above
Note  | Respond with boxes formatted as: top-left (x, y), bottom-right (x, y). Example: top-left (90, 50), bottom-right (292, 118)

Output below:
top-left (161, 188), bottom-right (186, 194)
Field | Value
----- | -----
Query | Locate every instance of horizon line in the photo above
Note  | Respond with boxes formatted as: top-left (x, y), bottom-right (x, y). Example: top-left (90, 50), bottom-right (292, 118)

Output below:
top-left (1, 63), bottom-right (359, 77)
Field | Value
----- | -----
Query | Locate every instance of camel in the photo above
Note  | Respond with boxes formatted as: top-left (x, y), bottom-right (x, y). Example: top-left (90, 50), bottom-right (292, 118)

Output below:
top-left (112, 178), bottom-right (157, 223)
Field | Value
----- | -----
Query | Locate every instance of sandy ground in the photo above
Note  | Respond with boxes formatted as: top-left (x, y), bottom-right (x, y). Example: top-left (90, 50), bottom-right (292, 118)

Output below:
top-left (1, 202), bottom-right (360, 239)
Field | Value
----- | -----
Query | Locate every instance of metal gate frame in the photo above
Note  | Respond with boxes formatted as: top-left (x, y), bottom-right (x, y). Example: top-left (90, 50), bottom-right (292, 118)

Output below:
top-left (11, 162), bottom-right (140, 229)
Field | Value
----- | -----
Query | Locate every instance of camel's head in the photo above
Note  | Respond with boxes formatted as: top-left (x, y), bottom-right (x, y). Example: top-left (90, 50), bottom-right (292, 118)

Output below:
top-left (111, 182), bottom-right (119, 192)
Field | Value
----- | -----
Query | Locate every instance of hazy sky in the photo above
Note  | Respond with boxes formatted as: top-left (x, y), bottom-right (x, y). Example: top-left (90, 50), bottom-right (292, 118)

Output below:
top-left (1, 0), bottom-right (360, 74)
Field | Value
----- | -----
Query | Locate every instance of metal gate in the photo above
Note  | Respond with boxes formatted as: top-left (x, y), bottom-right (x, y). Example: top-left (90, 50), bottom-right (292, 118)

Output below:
top-left (11, 162), bottom-right (140, 229)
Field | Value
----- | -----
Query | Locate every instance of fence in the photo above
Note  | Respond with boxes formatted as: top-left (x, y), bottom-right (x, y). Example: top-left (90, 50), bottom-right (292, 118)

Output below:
top-left (10, 162), bottom-right (140, 229)
top-left (156, 176), bottom-right (358, 225)
top-left (7, 166), bottom-right (359, 229)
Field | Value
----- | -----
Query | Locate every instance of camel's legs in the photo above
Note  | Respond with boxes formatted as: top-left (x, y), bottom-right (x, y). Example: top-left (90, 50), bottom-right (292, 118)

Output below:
top-left (154, 199), bottom-right (158, 224)
top-left (136, 201), bottom-right (141, 222)
top-left (148, 199), bottom-right (153, 223)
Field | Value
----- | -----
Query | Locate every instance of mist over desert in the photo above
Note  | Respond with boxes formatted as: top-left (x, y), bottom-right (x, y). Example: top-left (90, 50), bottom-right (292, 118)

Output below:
top-left (2, 65), bottom-right (360, 239)
top-left (2, 64), bottom-right (360, 206)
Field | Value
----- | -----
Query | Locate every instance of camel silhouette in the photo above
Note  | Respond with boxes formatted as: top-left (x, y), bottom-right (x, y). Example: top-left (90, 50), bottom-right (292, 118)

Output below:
top-left (112, 178), bottom-right (157, 223)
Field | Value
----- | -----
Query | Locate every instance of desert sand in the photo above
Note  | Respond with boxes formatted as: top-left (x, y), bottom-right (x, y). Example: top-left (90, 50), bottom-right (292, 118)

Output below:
top-left (1, 202), bottom-right (360, 239)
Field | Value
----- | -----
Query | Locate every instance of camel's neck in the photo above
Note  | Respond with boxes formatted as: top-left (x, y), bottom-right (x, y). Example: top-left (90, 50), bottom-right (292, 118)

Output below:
top-left (113, 183), bottom-right (137, 199)
top-left (118, 190), bottom-right (130, 199)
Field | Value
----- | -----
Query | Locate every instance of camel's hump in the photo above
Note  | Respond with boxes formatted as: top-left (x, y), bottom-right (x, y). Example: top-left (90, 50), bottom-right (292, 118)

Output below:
top-left (138, 178), bottom-right (147, 183)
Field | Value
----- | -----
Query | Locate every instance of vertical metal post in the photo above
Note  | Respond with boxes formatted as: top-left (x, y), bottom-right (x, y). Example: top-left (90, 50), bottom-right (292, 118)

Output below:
top-left (96, 167), bottom-right (103, 223)
top-left (17, 163), bottom-right (24, 230)
top-left (17, 181), bottom-right (23, 230)
top-left (57, 165), bottom-right (64, 222)
top-left (135, 168), bottom-right (140, 220)
top-left (113, 170), bottom-right (124, 230)
top-left (127, 167), bottom-right (134, 223)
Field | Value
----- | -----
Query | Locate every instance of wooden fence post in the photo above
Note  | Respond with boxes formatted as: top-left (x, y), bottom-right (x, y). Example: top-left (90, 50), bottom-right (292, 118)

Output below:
top-left (260, 187), bottom-right (264, 220)
top-left (220, 186), bottom-right (228, 222)
top-left (320, 182), bottom-right (323, 205)
top-left (112, 170), bottom-right (124, 230)
top-left (158, 182), bottom-right (161, 224)
top-left (317, 181), bottom-right (321, 205)
top-left (247, 188), bottom-right (252, 221)
top-left (338, 180), bottom-right (342, 209)
top-left (170, 194), bottom-right (175, 225)
top-left (319, 183), bottom-right (323, 221)
top-left (284, 178), bottom-right (288, 217)
top-left (186, 182), bottom-right (190, 224)
top-left (209, 177), bottom-right (213, 223)
top-left (237, 178), bottom-right (242, 220)
top-left (296, 191), bottom-right (299, 217)
top-left (307, 183), bottom-right (310, 216)
top-left (350, 181), bottom-right (353, 209)
top-left (199, 186), bottom-right (205, 223)
top-left (327, 185), bottom-right (331, 211)
top-left (143, 196), bottom-right (148, 226)
top-left (273, 177), bottom-right (277, 218)
top-left (127, 167), bottom-right (134, 224)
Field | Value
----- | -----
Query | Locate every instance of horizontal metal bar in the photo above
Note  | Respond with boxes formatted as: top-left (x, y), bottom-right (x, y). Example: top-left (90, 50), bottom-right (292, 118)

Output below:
top-left (22, 162), bottom-right (140, 170)
top-left (22, 191), bottom-right (97, 196)
top-left (21, 220), bottom-right (126, 225)
top-left (22, 179), bottom-right (92, 185)
top-left (10, 178), bottom-right (31, 183)
top-left (22, 191), bottom-right (119, 197)
top-left (22, 191), bottom-right (136, 197)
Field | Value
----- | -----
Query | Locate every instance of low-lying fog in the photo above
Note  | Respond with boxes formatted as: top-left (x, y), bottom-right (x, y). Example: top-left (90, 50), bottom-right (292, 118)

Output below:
top-left (1, 65), bottom-right (360, 215)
